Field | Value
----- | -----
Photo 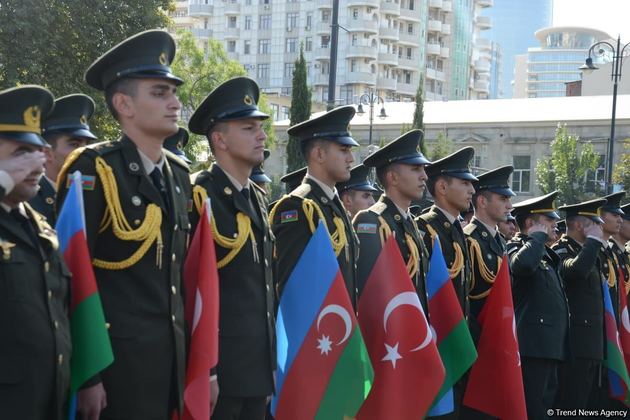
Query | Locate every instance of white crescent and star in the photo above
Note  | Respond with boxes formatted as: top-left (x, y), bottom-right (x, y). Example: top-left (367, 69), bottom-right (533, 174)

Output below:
top-left (383, 291), bottom-right (432, 352)
top-left (316, 304), bottom-right (352, 355)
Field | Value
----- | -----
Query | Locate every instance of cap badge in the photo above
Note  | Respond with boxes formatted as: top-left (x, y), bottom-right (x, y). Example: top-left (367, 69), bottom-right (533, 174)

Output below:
top-left (23, 106), bottom-right (41, 131)
top-left (159, 52), bottom-right (168, 66)
top-left (224, 187), bottom-right (233, 196)
top-left (80, 115), bottom-right (88, 125)
top-left (244, 94), bottom-right (254, 106)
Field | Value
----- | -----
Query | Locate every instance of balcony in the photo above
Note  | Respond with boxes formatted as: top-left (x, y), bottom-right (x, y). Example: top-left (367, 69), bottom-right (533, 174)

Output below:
top-left (379, 26), bottom-right (400, 40)
top-left (378, 51), bottom-right (399, 65)
top-left (476, 15), bottom-right (491, 30)
top-left (427, 42), bottom-right (441, 55)
top-left (399, 7), bottom-right (421, 21)
top-left (397, 56), bottom-right (418, 70)
top-left (428, 0), bottom-right (442, 8)
top-left (476, 37), bottom-right (491, 50)
top-left (224, 27), bottom-right (240, 39)
top-left (477, 0), bottom-right (493, 6)
top-left (346, 71), bottom-right (376, 85)
top-left (190, 27), bottom-right (213, 38)
top-left (314, 46), bottom-right (331, 60)
top-left (348, 0), bottom-right (379, 6)
top-left (224, 2), bottom-right (240, 14)
top-left (442, 0), bottom-right (452, 11)
top-left (347, 19), bottom-right (379, 33)
top-left (377, 77), bottom-right (397, 90)
top-left (397, 82), bottom-right (417, 96)
top-left (188, 4), bottom-right (213, 16)
top-left (316, 0), bottom-right (332, 8)
top-left (475, 59), bottom-right (491, 72)
top-left (474, 79), bottom-right (490, 93)
top-left (312, 73), bottom-right (330, 86)
top-left (440, 46), bottom-right (450, 58)
top-left (316, 21), bottom-right (332, 34)
top-left (441, 23), bottom-right (451, 34)
top-left (347, 45), bottom-right (378, 59)
top-left (427, 19), bottom-right (442, 32)
top-left (435, 69), bottom-right (446, 81)
top-left (399, 31), bottom-right (420, 45)
top-left (380, 0), bottom-right (400, 15)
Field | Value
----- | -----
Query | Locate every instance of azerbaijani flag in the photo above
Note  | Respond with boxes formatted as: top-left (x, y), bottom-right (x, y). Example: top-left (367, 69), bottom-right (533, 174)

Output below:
top-left (427, 235), bottom-right (477, 415)
top-left (602, 278), bottom-right (630, 406)
top-left (272, 222), bottom-right (374, 419)
top-left (56, 171), bottom-right (113, 415)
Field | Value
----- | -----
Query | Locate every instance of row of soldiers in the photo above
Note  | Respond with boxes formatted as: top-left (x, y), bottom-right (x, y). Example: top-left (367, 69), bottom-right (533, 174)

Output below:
top-left (3, 27), bottom-right (630, 420)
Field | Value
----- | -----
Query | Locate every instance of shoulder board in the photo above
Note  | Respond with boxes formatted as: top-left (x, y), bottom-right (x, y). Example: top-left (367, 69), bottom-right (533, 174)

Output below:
top-left (251, 182), bottom-right (268, 196)
top-left (164, 149), bottom-right (189, 171)
top-left (370, 201), bottom-right (387, 215)
top-left (87, 139), bottom-right (123, 156)
top-left (463, 223), bottom-right (477, 236)
top-left (290, 183), bottom-right (311, 199)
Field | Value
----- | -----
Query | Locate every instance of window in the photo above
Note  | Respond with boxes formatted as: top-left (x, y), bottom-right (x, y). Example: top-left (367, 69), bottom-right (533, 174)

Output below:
top-left (284, 63), bottom-right (295, 77)
top-left (257, 63), bottom-right (270, 79)
top-left (282, 106), bottom-right (290, 120)
top-left (409, 0), bottom-right (414, 10)
top-left (227, 41), bottom-right (236, 53)
top-left (259, 14), bottom-right (271, 30)
top-left (585, 155), bottom-right (606, 193)
top-left (322, 10), bottom-right (331, 22)
top-left (321, 35), bottom-right (330, 48)
top-left (406, 47), bottom-right (412, 59)
top-left (306, 13), bottom-right (312, 29)
top-left (287, 13), bottom-right (299, 30)
top-left (408, 23), bottom-right (414, 34)
top-left (244, 15), bottom-right (252, 30)
top-left (350, 59), bottom-right (357, 72)
top-left (244, 40), bottom-right (251, 55)
top-left (227, 16), bottom-right (237, 29)
top-left (286, 37), bottom-right (298, 53)
top-left (512, 156), bottom-right (531, 193)
top-left (258, 39), bottom-right (270, 54)
top-left (270, 104), bottom-right (279, 120)
top-left (305, 37), bottom-right (313, 52)
top-left (352, 9), bottom-right (359, 19)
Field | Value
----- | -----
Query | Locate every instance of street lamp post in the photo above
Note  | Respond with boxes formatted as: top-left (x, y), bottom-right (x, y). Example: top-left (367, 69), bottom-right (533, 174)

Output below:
top-left (356, 91), bottom-right (387, 147)
top-left (581, 35), bottom-right (630, 193)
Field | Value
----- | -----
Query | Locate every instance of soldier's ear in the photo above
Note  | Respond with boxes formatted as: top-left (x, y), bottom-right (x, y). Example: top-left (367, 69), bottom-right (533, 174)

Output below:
top-left (111, 92), bottom-right (134, 119)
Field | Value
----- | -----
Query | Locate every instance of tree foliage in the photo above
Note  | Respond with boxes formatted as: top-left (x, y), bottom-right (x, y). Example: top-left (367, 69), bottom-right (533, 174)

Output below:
top-left (429, 131), bottom-right (453, 161)
top-left (286, 45), bottom-right (311, 172)
top-left (411, 75), bottom-right (428, 155)
top-left (613, 138), bottom-right (630, 203)
top-left (0, 0), bottom-right (174, 140)
top-left (536, 125), bottom-right (600, 205)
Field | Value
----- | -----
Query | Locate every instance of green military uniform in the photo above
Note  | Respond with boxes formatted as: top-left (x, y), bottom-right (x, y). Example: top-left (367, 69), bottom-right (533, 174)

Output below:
top-left (464, 165), bottom-right (515, 344)
top-left (163, 127), bottom-right (191, 164)
top-left (354, 130), bottom-right (431, 311)
top-left (271, 106), bottom-right (360, 307)
top-left (416, 146), bottom-right (478, 315)
top-left (29, 94), bottom-right (98, 225)
top-left (509, 191), bottom-right (569, 419)
top-left (56, 30), bottom-right (191, 418)
top-left (0, 86), bottom-right (72, 419)
top-left (188, 77), bottom-right (275, 417)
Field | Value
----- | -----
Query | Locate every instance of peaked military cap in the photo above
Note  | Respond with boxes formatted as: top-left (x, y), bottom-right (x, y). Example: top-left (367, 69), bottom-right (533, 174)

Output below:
top-left (189, 77), bottom-right (269, 135)
top-left (43, 94), bottom-right (97, 140)
top-left (0, 85), bottom-right (53, 147)
top-left (337, 164), bottom-right (378, 193)
top-left (600, 191), bottom-right (626, 215)
top-left (620, 203), bottom-right (630, 220)
top-left (512, 191), bottom-right (560, 220)
top-left (280, 166), bottom-right (307, 192)
top-left (363, 129), bottom-right (431, 168)
top-left (250, 149), bottom-right (272, 184)
top-left (163, 127), bottom-right (190, 164)
top-left (473, 165), bottom-right (515, 197)
top-left (425, 146), bottom-right (478, 181)
top-left (506, 212), bottom-right (516, 223)
top-left (85, 30), bottom-right (183, 91)
top-left (287, 105), bottom-right (359, 147)
top-left (558, 198), bottom-right (606, 224)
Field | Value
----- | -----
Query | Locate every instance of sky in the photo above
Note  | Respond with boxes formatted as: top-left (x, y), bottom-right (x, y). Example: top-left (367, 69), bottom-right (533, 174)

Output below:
top-left (553, 0), bottom-right (630, 40)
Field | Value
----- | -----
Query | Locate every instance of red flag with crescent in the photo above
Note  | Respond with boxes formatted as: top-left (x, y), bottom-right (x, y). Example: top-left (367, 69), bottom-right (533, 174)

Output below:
top-left (357, 236), bottom-right (445, 420)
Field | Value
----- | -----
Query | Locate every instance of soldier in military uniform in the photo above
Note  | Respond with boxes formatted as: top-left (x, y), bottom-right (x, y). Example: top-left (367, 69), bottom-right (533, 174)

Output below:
top-left (614, 203), bottom-right (630, 297)
top-left (56, 30), bottom-right (191, 419)
top-left (497, 213), bottom-right (517, 241)
top-left (29, 94), bottom-right (97, 224)
top-left (280, 166), bottom-right (307, 193)
top-left (353, 130), bottom-right (431, 312)
top-left (338, 163), bottom-right (377, 219)
top-left (600, 191), bottom-right (626, 319)
top-left (508, 191), bottom-right (569, 419)
top-left (0, 85), bottom-right (72, 419)
top-left (551, 198), bottom-right (607, 410)
top-left (464, 166), bottom-right (515, 344)
top-left (188, 76), bottom-right (275, 420)
top-left (270, 106), bottom-right (360, 307)
top-left (163, 127), bottom-right (192, 164)
top-left (416, 146), bottom-right (477, 315)
top-left (250, 149), bottom-right (272, 190)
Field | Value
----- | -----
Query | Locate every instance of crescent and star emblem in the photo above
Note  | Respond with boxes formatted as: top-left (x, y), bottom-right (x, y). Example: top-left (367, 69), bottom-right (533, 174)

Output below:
top-left (316, 304), bottom-right (352, 356)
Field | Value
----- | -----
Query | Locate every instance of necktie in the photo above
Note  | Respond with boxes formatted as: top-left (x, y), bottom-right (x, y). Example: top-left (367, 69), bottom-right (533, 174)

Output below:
top-left (150, 168), bottom-right (169, 209)
top-left (241, 187), bottom-right (260, 226)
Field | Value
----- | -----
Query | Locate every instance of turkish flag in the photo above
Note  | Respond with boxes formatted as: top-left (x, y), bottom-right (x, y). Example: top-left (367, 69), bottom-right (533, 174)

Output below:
top-left (182, 199), bottom-right (220, 420)
top-left (463, 255), bottom-right (527, 419)
top-left (618, 267), bottom-right (630, 373)
top-left (357, 236), bottom-right (445, 420)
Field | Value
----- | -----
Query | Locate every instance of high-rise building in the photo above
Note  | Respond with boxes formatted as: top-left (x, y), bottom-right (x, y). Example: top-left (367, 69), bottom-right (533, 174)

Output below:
top-left (482, 0), bottom-right (552, 98)
top-left (512, 26), bottom-right (611, 98)
top-left (469, 0), bottom-right (493, 99)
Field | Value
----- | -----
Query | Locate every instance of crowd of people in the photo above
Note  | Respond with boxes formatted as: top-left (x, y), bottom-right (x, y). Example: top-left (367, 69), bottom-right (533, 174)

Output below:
top-left (2, 28), bottom-right (630, 420)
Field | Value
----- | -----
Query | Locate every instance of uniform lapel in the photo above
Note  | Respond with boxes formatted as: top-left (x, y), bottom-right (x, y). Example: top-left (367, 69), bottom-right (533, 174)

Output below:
top-left (0, 209), bottom-right (36, 251)
top-left (211, 165), bottom-right (261, 229)
top-left (120, 137), bottom-right (165, 209)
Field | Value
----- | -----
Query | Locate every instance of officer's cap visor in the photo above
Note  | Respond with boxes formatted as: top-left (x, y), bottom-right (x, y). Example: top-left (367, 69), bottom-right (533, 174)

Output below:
top-left (0, 132), bottom-right (47, 148)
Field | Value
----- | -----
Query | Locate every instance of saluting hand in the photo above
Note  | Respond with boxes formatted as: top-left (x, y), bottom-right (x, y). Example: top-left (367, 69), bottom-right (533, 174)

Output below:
top-left (0, 151), bottom-right (45, 184)
top-left (584, 222), bottom-right (604, 241)
top-left (527, 222), bottom-right (549, 236)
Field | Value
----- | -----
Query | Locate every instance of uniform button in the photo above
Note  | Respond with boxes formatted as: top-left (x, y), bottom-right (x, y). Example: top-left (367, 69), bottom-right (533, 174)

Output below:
top-left (171, 315), bottom-right (176, 323)
top-left (54, 320), bottom-right (59, 329)
top-left (266, 284), bottom-right (270, 292)
top-left (264, 258), bottom-right (269, 267)
top-left (44, 261), bottom-right (50, 272)
top-left (266, 312), bottom-right (270, 318)
top-left (171, 286), bottom-right (177, 295)
top-left (105, 323), bottom-right (111, 330)
top-left (172, 253), bottom-right (176, 262)
top-left (539, 318), bottom-right (544, 323)
top-left (174, 224), bottom-right (178, 231)
top-left (58, 354), bottom-right (64, 365)
top-left (48, 290), bottom-right (52, 300)
top-left (134, 219), bottom-right (141, 226)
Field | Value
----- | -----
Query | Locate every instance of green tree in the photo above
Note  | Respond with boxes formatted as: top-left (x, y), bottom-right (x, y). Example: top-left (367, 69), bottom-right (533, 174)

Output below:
top-left (613, 138), bottom-right (630, 203)
top-left (411, 76), bottom-right (428, 155)
top-left (171, 30), bottom-right (275, 168)
top-left (0, 0), bottom-right (174, 140)
top-left (429, 131), bottom-right (453, 161)
top-left (286, 45), bottom-right (311, 172)
top-left (536, 124), bottom-right (600, 205)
